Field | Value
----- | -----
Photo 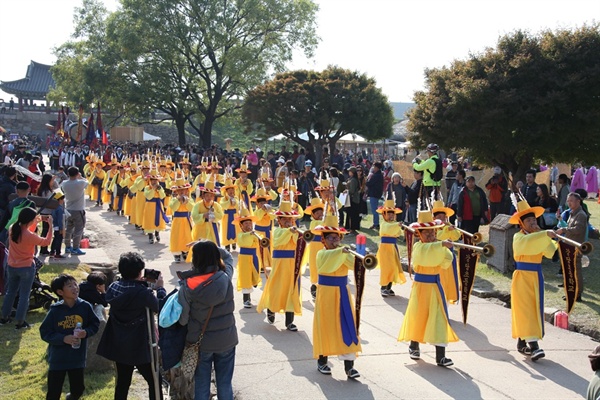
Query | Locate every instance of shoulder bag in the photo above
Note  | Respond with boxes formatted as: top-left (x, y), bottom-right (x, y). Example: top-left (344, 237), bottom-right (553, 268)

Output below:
top-left (181, 306), bottom-right (214, 380)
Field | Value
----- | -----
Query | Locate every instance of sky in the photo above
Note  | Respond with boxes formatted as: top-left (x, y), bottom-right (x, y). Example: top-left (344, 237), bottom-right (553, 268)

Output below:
top-left (0, 0), bottom-right (598, 103)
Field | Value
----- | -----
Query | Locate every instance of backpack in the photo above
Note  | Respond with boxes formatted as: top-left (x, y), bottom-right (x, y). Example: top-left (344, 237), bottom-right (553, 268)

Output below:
top-left (7, 199), bottom-right (36, 230)
top-left (429, 156), bottom-right (443, 182)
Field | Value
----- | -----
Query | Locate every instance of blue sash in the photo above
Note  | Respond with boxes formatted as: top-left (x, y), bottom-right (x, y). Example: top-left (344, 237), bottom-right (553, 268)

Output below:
top-left (212, 222), bottom-right (221, 247)
top-left (451, 253), bottom-right (459, 301)
top-left (312, 234), bottom-right (322, 242)
top-left (381, 236), bottom-right (396, 244)
top-left (146, 198), bottom-right (170, 226)
top-left (255, 224), bottom-right (271, 239)
top-left (273, 250), bottom-right (294, 258)
top-left (318, 275), bottom-right (358, 346)
top-left (414, 273), bottom-right (449, 321)
top-left (223, 209), bottom-right (237, 241)
top-left (173, 211), bottom-right (192, 230)
top-left (515, 261), bottom-right (545, 337)
top-left (241, 191), bottom-right (250, 208)
top-left (240, 247), bottom-right (259, 272)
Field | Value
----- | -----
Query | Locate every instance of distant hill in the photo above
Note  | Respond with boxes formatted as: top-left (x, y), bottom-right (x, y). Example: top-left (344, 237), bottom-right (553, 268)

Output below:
top-left (390, 102), bottom-right (414, 120)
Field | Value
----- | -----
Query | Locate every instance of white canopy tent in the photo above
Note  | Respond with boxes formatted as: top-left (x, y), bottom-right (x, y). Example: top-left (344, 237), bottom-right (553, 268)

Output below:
top-left (143, 131), bottom-right (161, 141)
top-left (268, 131), bottom-right (367, 142)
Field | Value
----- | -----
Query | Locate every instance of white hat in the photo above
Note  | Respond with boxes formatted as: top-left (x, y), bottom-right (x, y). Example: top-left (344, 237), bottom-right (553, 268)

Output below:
top-left (305, 160), bottom-right (313, 166)
top-left (277, 157), bottom-right (285, 163)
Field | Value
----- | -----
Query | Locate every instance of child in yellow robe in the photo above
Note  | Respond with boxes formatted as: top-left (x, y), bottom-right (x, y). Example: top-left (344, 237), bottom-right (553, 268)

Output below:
top-left (169, 178), bottom-right (194, 263)
top-left (432, 200), bottom-right (461, 304)
top-left (233, 209), bottom-right (261, 308)
top-left (142, 170), bottom-right (167, 244)
top-left (304, 197), bottom-right (325, 301)
top-left (251, 188), bottom-right (276, 271)
top-left (376, 199), bottom-right (405, 297)
top-left (220, 179), bottom-right (240, 250)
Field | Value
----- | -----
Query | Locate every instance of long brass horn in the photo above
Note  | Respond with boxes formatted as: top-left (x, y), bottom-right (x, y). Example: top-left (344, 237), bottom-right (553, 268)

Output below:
top-left (251, 231), bottom-right (270, 248)
top-left (344, 247), bottom-right (378, 270)
top-left (454, 227), bottom-right (483, 244)
top-left (452, 242), bottom-right (495, 257)
top-left (293, 227), bottom-right (315, 242)
top-left (556, 235), bottom-right (594, 255)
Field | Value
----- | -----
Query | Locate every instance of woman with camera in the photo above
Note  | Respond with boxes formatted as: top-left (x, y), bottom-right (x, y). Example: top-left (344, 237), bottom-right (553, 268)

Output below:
top-left (97, 252), bottom-right (166, 399)
top-left (179, 240), bottom-right (237, 400)
top-left (0, 207), bottom-right (53, 329)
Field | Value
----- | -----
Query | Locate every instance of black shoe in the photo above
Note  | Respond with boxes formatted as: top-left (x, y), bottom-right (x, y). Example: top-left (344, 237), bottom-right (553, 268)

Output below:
top-left (174, 254), bottom-right (181, 263)
top-left (317, 364), bottom-right (332, 375)
top-left (409, 347), bottom-right (420, 360)
top-left (0, 317), bottom-right (12, 326)
top-left (388, 289), bottom-right (396, 296)
top-left (148, 234), bottom-right (154, 244)
top-left (518, 346), bottom-right (532, 356)
top-left (155, 231), bottom-right (160, 242)
top-left (558, 283), bottom-right (564, 288)
top-left (531, 348), bottom-right (545, 361)
top-left (436, 357), bottom-right (454, 367)
top-left (346, 368), bottom-right (360, 379)
top-left (267, 311), bottom-right (275, 324)
top-left (310, 284), bottom-right (317, 301)
top-left (15, 321), bottom-right (33, 330)
top-left (286, 323), bottom-right (298, 332)
top-left (39, 250), bottom-right (50, 255)
top-left (108, 206), bottom-right (113, 212)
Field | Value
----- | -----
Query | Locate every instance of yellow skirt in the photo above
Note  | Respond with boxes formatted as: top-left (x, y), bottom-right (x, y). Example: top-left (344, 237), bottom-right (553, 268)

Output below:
top-left (133, 193), bottom-right (146, 226)
top-left (308, 240), bottom-right (324, 285)
top-left (376, 242), bottom-right (407, 286)
top-left (257, 258), bottom-right (301, 315)
top-left (142, 200), bottom-right (167, 232)
top-left (439, 256), bottom-right (459, 304)
top-left (511, 270), bottom-right (544, 340)
top-left (398, 279), bottom-right (459, 344)
top-left (170, 215), bottom-right (193, 253)
top-left (237, 250), bottom-right (262, 291)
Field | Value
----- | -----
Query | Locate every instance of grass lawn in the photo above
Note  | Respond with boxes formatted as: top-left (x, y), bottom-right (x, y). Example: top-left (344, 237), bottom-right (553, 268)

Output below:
top-left (0, 265), bottom-right (118, 399)
top-left (338, 198), bottom-right (600, 337)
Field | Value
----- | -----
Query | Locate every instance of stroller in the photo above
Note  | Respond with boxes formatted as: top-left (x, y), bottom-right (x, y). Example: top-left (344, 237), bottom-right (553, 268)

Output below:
top-left (11, 256), bottom-right (58, 313)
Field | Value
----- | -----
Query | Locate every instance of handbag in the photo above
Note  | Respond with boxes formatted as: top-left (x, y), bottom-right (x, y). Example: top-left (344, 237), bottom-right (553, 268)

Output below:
top-left (159, 290), bottom-right (182, 328)
top-left (180, 306), bottom-right (214, 380)
top-left (338, 192), bottom-right (351, 208)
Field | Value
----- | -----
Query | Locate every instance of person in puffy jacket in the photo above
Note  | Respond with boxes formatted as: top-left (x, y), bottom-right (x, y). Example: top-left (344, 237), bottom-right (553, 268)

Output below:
top-left (179, 241), bottom-right (238, 400)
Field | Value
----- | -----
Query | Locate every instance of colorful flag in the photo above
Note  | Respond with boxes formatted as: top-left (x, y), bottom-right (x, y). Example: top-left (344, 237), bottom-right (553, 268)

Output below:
top-left (97, 102), bottom-right (109, 145)
top-left (86, 113), bottom-right (95, 145)
top-left (76, 104), bottom-right (84, 142)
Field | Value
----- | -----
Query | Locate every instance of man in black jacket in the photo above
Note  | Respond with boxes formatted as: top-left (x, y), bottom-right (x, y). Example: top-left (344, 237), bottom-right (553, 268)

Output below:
top-left (366, 162), bottom-right (384, 229)
top-left (457, 176), bottom-right (489, 234)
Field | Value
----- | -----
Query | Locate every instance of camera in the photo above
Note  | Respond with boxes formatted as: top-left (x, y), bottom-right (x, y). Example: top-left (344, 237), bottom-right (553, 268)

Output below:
top-left (144, 268), bottom-right (160, 281)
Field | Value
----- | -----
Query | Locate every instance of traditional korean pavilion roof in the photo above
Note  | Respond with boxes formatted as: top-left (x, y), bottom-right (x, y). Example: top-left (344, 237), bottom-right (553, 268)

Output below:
top-left (0, 61), bottom-right (55, 99)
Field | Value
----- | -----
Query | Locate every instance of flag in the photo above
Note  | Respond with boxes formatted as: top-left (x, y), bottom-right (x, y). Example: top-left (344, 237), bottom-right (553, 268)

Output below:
top-left (63, 106), bottom-right (69, 137)
top-left (97, 102), bottom-right (108, 145)
top-left (76, 104), bottom-right (84, 142)
top-left (56, 107), bottom-right (65, 138)
top-left (85, 113), bottom-right (95, 145)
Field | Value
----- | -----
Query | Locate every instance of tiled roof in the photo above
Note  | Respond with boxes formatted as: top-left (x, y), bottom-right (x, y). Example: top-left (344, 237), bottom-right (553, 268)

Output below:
top-left (0, 61), bottom-right (55, 98)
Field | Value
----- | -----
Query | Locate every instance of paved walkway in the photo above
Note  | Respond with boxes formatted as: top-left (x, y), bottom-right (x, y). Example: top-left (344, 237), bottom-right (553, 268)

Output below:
top-left (58, 202), bottom-right (595, 399)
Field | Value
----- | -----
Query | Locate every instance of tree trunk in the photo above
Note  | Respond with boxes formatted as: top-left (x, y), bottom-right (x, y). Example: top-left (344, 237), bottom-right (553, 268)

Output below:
top-left (200, 116), bottom-right (214, 148)
top-left (175, 116), bottom-right (187, 147)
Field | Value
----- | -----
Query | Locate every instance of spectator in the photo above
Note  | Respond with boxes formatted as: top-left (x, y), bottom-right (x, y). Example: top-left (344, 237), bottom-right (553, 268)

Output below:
top-left (345, 167), bottom-right (361, 234)
top-left (382, 160), bottom-right (394, 192)
top-left (485, 167), bottom-right (506, 222)
top-left (180, 241), bottom-right (237, 400)
top-left (331, 148), bottom-right (345, 172)
top-left (37, 173), bottom-right (56, 256)
top-left (61, 167), bottom-right (89, 256)
top-left (0, 181), bottom-right (35, 245)
top-left (386, 172), bottom-right (408, 221)
top-left (294, 148), bottom-right (306, 171)
top-left (405, 170), bottom-right (424, 224)
top-left (521, 169), bottom-right (539, 206)
top-left (412, 143), bottom-right (442, 199)
top-left (97, 252), bottom-right (166, 399)
top-left (40, 273), bottom-right (100, 400)
top-left (0, 166), bottom-right (17, 223)
top-left (9, 97), bottom-right (14, 111)
top-left (535, 183), bottom-right (558, 229)
top-left (457, 176), bottom-right (489, 234)
top-left (0, 207), bottom-right (53, 329)
top-left (557, 173), bottom-right (571, 210)
top-left (587, 345), bottom-right (600, 400)
top-left (79, 271), bottom-right (108, 307)
top-left (445, 162), bottom-right (458, 197)
top-left (366, 162), bottom-right (384, 229)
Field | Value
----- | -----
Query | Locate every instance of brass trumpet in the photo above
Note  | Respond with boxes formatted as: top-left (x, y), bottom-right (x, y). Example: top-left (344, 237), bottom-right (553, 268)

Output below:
top-left (251, 231), bottom-right (271, 248)
top-left (555, 235), bottom-right (593, 255)
top-left (343, 247), bottom-right (378, 270)
top-left (400, 224), bottom-right (416, 233)
top-left (454, 227), bottom-right (483, 244)
top-left (292, 227), bottom-right (315, 242)
top-left (451, 242), bottom-right (495, 257)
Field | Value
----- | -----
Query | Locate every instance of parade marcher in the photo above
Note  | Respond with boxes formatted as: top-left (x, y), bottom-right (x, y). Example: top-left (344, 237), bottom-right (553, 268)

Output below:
top-left (220, 177), bottom-right (240, 251)
top-left (376, 198), bottom-right (406, 297)
top-left (232, 206), bottom-right (262, 308)
top-left (312, 214), bottom-right (361, 379)
top-left (432, 200), bottom-right (461, 304)
top-left (398, 209), bottom-right (459, 367)
top-left (142, 169), bottom-right (168, 244)
top-left (168, 175), bottom-right (193, 263)
top-left (89, 159), bottom-right (106, 207)
top-left (257, 201), bottom-right (302, 331)
top-left (509, 194), bottom-right (557, 362)
top-left (103, 159), bottom-right (119, 211)
top-left (257, 168), bottom-right (278, 204)
top-left (235, 160), bottom-right (254, 209)
top-left (122, 162), bottom-right (139, 222)
top-left (251, 187), bottom-right (276, 272)
top-left (131, 161), bottom-right (151, 230)
top-left (191, 179), bottom-right (224, 247)
top-left (304, 196), bottom-right (326, 301)
top-left (109, 164), bottom-right (130, 216)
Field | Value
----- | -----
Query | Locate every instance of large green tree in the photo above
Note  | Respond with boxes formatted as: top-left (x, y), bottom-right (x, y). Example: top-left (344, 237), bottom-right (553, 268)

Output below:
top-left (242, 66), bottom-right (395, 166)
top-left (408, 26), bottom-right (600, 182)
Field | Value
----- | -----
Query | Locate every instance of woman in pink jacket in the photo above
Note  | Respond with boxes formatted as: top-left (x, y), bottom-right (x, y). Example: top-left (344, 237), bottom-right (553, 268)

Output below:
top-left (0, 207), bottom-right (52, 329)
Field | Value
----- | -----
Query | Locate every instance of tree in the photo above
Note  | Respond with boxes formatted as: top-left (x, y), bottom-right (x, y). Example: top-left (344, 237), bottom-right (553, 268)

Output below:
top-left (407, 26), bottom-right (600, 182)
top-left (242, 66), bottom-right (395, 166)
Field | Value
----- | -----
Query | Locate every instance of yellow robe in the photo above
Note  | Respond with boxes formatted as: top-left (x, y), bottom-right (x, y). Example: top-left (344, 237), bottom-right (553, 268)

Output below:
top-left (159, 172), bottom-right (173, 216)
top-left (109, 172), bottom-right (130, 212)
top-left (307, 219), bottom-right (325, 285)
top-left (235, 180), bottom-right (254, 209)
top-left (89, 169), bottom-right (106, 203)
top-left (313, 247), bottom-right (362, 358)
top-left (436, 225), bottom-right (462, 304)
top-left (122, 173), bottom-right (139, 218)
top-left (191, 200), bottom-right (224, 246)
top-left (130, 176), bottom-right (147, 227)
top-left (237, 231), bottom-right (262, 291)
top-left (398, 241), bottom-right (459, 345)
top-left (102, 169), bottom-right (118, 204)
top-left (83, 163), bottom-right (93, 196)
top-left (257, 228), bottom-right (302, 315)
top-left (169, 197), bottom-right (194, 253)
top-left (377, 221), bottom-right (406, 286)
top-left (220, 197), bottom-right (240, 247)
top-left (253, 207), bottom-right (275, 268)
top-left (511, 230), bottom-right (556, 341)
top-left (142, 186), bottom-right (167, 233)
